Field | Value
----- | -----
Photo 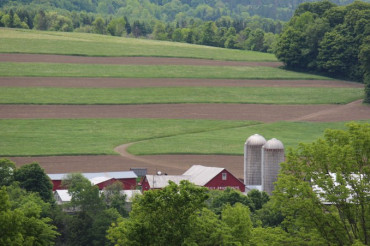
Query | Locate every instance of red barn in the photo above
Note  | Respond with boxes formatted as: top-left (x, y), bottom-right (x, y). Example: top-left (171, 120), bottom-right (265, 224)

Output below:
top-left (183, 165), bottom-right (245, 192)
top-left (48, 171), bottom-right (138, 191)
top-left (141, 165), bottom-right (245, 192)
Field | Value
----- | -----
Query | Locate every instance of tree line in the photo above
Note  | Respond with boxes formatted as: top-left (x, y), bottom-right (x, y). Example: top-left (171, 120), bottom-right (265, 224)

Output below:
top-left (275, 1), bottom-right (370, 81)
top-left (1, 122), bottom-right (369, 245)
top-left (0, 0), bottom-right (364, 21)
top-left (0, 5), bottom-right (282, 53)
top-left (274, 0), bottom-right (370, 102)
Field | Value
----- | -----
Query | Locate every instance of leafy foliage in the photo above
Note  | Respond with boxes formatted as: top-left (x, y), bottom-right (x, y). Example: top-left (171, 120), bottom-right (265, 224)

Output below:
top-left (13, 162), bottom-right (54, 203)
top-left (274, 122), bottom-right (370, 245)
top-left (276, 1), bottom-right (370, 82)
top-left (0, 186), bottom-right (59, 245)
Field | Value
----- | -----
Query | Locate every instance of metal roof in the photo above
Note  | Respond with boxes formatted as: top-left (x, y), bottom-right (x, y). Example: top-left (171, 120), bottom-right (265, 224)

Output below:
top-left (263, 138), bottom-right (284, 150)
top-left (90, 176), bottom-right (114, 185)
top-left (245, 134), bottom-right (266, 146)
top-left (55, 189), bottom-right (142, 203)
top-left (54, 190), bottom-right (71, 202)
top-left (48, 171), bottom-right (137, 180)
top-left (183, 165), bottom-right (224, 186)
top-left (145, 175), bottom-right (191, 189)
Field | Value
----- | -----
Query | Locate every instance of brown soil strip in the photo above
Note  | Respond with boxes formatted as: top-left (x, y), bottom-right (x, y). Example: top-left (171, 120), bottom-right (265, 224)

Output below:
top-left (1, 104), bottom-right (357, 122)
top-left (8, 155), bottom-right (244, 178)
top-left (0, 77), bottom-right (363, 88)
top-left (290, 99), bottom-right (370, 122)
top-left (0, 53), bottom-right (283, 67)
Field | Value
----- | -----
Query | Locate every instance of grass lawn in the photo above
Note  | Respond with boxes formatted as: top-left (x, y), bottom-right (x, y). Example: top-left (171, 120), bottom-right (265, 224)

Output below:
top-left (0, 28), bottom-right (278, 61)
top-left (0, 87), bottom-right (363, 105)
top-left (0, 118), bottom-right (258, 156)
top-left (128, 121), bottom-right (370, 155)
top-left (0, 62), bottom-right (330, 79)
top-left (1, 119), bottom-right (368, 157)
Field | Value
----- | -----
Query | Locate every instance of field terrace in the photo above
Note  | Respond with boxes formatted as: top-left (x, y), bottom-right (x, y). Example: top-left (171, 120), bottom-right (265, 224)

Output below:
top-left (1, 28), bottom-right (369, 179)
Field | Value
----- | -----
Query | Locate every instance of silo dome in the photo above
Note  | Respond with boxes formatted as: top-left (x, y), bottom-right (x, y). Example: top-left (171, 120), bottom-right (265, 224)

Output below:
top-left (246, 134), bottom-right (267, 146)
top-left (244, 134), bottom-right (266, 187)
top-left (263, 138), bottom-right (284, 150)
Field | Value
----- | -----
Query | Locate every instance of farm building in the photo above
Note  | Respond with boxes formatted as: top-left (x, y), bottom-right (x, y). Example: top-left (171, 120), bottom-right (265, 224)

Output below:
top-left (54, 189), bottom-right (142, 212)
top-left (244, 134), bottom-right (285, 195)
top-left (141, 165), bottom-right (245, 192)
top-left (48, 171), bottom-right (138, 191)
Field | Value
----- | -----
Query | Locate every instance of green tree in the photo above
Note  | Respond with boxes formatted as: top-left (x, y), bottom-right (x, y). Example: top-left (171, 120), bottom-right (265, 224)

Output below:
top-left (107, 180), bottom-right (209, 245)
top-left (107, 17), bottom-right (126, 36)
top-left (153, 21), bottom-right (167, 40)
top-left (0, 186), bottom-right (59, 245)
top-left (102, 181), bottom-right (128, 217)
top-left (33, 10), bottom-right (48, 30)
top-left (62, 173), bottom-right (105, 213)
top-left (274, 122), bottom-right (370, 245)
top-left (92, 16), bottom-right (106, 34)
top-left (221, 203), bottom-right (252, 245)
top-left (0, 158), bottom-right (16, 187)
top-left (208, 187), bottom-right (253, 214)
top-left (248, 189), bottom-right (269, 211)
top-left (201, 21), bottom-right (217, 46)
top-left (359, 36), bottom-right (370, 103)
top-left (184, 208), bottom-right (233, 245)
top-left (61, 173), bottom-right (119, 246)
top-left (14, 162), bottom-right (53, 203)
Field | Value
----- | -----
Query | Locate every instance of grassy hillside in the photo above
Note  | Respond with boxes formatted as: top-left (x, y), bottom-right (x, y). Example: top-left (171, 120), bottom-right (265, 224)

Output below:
top-left (0, 28), bottom-right (366, 158)
top-left (0, 28), bottom-right (278, 61)
top-left (1, 119), bottom-right (368, 156)
top-left (0, 62), bottom-right (330, 79)
top-left (0, 87), bottom-right (363, 105)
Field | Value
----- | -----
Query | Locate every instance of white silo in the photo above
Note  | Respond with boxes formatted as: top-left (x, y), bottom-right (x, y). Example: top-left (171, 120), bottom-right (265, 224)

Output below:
top-left (261, 138), bottom-right (284, 195)
top-left (244, 134), bottom-right (266, 189)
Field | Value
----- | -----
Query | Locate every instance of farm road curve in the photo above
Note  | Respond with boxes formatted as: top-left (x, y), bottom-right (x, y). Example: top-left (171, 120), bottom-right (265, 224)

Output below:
top-left (2, 54), bottom-right (369, 177)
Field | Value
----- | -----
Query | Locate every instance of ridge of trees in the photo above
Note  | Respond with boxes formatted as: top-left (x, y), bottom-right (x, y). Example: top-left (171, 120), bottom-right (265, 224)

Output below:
top-left (275, 0), bottom-right (370, 87)
top-left (0, 0), bottom-right (366, 21)
top-left (0, 6), bottom-right (283, 53)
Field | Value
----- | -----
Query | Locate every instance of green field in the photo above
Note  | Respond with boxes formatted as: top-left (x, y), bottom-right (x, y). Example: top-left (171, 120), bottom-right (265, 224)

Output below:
top-left (0, 28), bottom-right (277, 61)
top-left (0, 62), bottom-right (330, 79)
top-left (0, 119), bottom-right (258, 156)
top-left (0, 87), bottom-right (363, 105)
top-left (129, 121), bottom-right (370, 155)
top-left (0, 119), bottom-right (368, 156)
top-left (1, 28), bottom-right (367, 158)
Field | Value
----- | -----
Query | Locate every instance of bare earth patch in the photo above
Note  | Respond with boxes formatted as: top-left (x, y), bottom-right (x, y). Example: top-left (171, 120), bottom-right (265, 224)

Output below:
top-left (2, 54), bottom-right (369, 175)
top-left (0, 77), bottom-right (363, 88)
top-left (0, 53), bottom-right (283, 67)
top-left (1, 103), bottom-right (368, 122)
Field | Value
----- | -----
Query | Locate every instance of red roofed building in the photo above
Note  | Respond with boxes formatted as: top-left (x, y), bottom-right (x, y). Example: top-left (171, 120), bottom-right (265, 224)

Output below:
top-left (48, 171), bottom-right (138, 191)
top-left (141, 165), bottom-right (245, 192)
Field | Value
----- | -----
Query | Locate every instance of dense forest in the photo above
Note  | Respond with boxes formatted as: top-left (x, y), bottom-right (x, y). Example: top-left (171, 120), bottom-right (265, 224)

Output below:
top-left (1, 122), bottom-right (369, 245)
top-left (0, 0), bottom-right (365, 21)
top-left (0, 0), bottom-right (368, 54)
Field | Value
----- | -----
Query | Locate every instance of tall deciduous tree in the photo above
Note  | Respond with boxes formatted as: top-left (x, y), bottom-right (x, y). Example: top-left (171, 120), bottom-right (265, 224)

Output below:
top-left (107, 180), bottom-right (209, 245)
top-left (222, 203), bottom-right (253, 246)
top-left (0, 186), bottom-right (59, 245)
top-left (14, 162), bottom-right (53, 203)
top-left (274, 122), bottom-right (370, 245)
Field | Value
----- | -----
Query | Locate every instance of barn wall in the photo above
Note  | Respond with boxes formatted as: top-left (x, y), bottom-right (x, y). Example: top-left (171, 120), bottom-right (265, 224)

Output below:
top-left (205, 170), bottom-right (245, 192)
top-left (118, 178), bottom-right (138, 190)
top-left (52, 180), bottom-right (62, 191)
top-left (96, 178), bottom-right (118, 190)
top-left (141, 177), bottom-right (151, 191)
